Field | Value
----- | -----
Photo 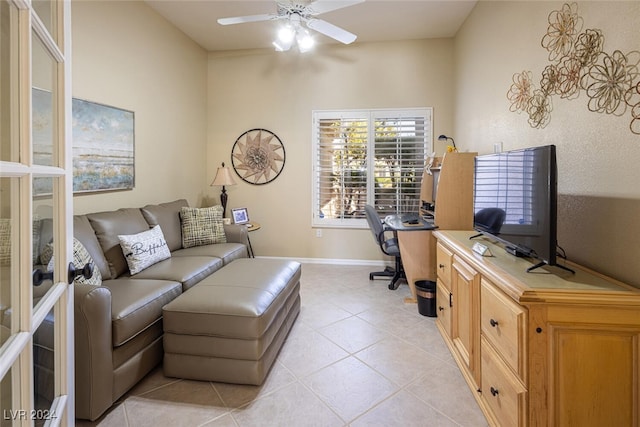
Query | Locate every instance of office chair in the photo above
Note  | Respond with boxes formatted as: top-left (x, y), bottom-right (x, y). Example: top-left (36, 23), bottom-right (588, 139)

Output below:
top-left (364, 204), bottom-right (406, 290)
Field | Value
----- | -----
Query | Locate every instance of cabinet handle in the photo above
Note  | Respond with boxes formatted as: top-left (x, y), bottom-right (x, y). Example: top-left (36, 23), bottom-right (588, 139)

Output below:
top-left (449, 293), bottom-right (453, 307)
top-left (490, 387), bottom-right (499, 397)
top-left (439, 263), bottom-right (445, 269)
top-left (438, 306), bottom-right (444, 312)
top-left (489, 318), bottom-right (499, 327)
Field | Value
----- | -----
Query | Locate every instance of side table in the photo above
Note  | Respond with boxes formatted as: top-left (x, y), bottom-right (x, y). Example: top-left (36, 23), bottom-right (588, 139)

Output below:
top-left (245, 221), bottom-right (260, 258)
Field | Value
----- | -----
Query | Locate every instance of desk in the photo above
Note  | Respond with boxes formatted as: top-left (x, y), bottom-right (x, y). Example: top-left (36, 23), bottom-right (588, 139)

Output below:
top-left (245, 221), bottom-right (260, 258)
top-left (384, 215), bottom-right (437, 303)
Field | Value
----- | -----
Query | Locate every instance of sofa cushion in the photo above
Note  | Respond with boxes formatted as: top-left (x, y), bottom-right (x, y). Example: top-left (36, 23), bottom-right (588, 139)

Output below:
top-left (173, 242), bottom-right (247, 265)
top-left (140, 199), bottom-right (189, 252)
top-left (131, 256), bottom-right (223, 291)
top-left (74, 215), bottom-right (112, 280)
top-left (118, 225), bottom-right (171, 275)
top-left (101, 278), bottom-right (182, 347)
top-left (180, 206), bottom-right (226, 248)
top-left (87, 208), bottom-right (150, 279)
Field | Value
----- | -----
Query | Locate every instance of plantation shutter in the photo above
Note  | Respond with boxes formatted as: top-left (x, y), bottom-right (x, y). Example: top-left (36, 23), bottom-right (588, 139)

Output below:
top-left (314, 112), bottom-right (369, 224)
top-left (371, 110), bottom-right (430, 216)
top-left (313, 108), bottom-right (432, 227)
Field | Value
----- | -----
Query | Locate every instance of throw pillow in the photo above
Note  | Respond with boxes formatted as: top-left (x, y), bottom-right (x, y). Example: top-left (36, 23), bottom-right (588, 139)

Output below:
top-left (32, 216), bottom-right (41, 265)
top-left (0, 217), bottom-right (41, 266)
top-left (40, 241), bottom-right (54, 266)
top-left (118, 225), bottom-right (171, 275)
top-left (0, 219), bottom-right (10, 266)
top-left (46, 238), bottom-right (102, 286)
top-left (180, 206), bottom-right (227, 248)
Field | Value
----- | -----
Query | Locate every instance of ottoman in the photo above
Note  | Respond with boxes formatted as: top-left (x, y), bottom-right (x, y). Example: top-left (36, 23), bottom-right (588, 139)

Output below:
top-left (162, 258), bottom-right (301, 385)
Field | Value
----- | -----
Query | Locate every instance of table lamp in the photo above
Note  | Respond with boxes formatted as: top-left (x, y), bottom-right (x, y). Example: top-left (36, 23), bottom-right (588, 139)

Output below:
top-left (210, 162), bottom-right (237, 218)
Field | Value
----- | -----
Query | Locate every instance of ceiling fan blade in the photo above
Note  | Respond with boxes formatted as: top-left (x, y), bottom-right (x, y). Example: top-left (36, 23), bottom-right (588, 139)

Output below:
top-left (306, 0), bottom-right (366, 16)
top-left (306, 18), bottom-right (357, 44)
top-left (217, 14), bottom-right (278, 26)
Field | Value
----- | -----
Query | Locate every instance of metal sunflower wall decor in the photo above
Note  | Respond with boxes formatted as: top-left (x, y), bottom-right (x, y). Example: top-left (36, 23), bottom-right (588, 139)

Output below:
top-left (507, 2), bottom-right (640, 135)
top-left (230, 128), bottom-right (286, 185)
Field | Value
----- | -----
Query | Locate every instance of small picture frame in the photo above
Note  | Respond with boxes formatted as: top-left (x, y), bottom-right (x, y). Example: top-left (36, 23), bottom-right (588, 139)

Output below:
top-left (232, 207), bottom-right (249, 224)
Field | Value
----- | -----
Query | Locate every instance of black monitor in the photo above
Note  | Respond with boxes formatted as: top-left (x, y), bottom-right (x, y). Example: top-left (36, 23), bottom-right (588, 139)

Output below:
top-left (473, 145), bottom-right (564, 272)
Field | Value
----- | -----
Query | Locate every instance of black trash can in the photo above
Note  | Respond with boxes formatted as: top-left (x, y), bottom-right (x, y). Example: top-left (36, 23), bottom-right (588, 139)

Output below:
top-left (415, 280), bottom-right (437, 317)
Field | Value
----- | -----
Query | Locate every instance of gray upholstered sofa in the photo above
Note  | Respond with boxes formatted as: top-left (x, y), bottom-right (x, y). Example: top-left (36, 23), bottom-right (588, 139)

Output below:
top-left (68, 199), bottom-right (248, 420)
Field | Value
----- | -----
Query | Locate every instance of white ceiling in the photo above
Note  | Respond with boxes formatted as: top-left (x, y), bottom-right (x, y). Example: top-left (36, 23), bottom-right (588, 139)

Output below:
top-left (145, 0), bottom-right (478, 52)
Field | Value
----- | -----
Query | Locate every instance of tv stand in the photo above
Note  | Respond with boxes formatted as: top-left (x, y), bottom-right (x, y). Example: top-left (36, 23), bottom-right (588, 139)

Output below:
top-left (527, 260), bottom-right (575, 274)
top-left (433, 230), bottom-right (640, 426)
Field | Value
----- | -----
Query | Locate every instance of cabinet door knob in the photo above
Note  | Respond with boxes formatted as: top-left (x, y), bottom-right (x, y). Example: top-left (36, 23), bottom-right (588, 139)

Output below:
top-left (490, 318), bottom-right (499, 327)
top-left (490, 387), bottom-right (499, 397)
top-left (438, 263), bottom-right (445, 269)
top-left (438, 306), bottom-right (444, 312)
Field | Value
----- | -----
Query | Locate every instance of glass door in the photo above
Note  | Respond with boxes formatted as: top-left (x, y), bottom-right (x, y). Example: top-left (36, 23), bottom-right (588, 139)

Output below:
top-left (0, 0), bottom-right (73, 425)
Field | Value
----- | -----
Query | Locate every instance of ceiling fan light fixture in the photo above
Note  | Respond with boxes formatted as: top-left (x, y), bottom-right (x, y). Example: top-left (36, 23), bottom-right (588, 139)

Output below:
top-left (297, 29), bottom-right (314, 52)
top-left (277, 24), bottom-right (295, 43)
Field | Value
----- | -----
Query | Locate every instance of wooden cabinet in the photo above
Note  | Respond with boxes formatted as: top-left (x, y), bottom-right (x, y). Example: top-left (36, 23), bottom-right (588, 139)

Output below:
top-left (451, 254), bottom-right (480, 386)
top-left (434, 230), bottom-right (640, 427)
top-left (401, 152), bottom-right (476, 301)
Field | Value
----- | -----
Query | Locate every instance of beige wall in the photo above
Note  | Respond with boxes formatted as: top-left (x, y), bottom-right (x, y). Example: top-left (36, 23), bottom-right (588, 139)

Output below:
top-left (71, 1), bottom-right (208, 214)
top-left (455, 1), bottom-right (640, 286)
top-left (207, 39), bottom-right (455, 262)
top-left (69, 1), bottom-right (639, 285)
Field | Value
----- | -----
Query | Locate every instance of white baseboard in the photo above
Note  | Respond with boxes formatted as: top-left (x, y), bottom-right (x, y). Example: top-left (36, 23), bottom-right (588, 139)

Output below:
top-left (254, 255), bottom-right (392, 268)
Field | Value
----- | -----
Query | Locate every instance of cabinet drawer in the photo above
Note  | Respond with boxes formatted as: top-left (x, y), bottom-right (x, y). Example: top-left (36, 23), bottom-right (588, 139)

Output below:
top-left (436, 280), bottom-right (452, 337)
top-left (436, 243), bottom-right (453, 289)
top-left (481, 278), bottom-right (527, 380)
top-left (481, 338), bottom-right (527, 427)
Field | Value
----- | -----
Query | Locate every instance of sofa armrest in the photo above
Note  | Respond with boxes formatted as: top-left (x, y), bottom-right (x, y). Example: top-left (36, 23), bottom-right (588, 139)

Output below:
top-left (223, 224), bottom-right (249, 248)
top-left (74, 284), bottom-right (114, 421)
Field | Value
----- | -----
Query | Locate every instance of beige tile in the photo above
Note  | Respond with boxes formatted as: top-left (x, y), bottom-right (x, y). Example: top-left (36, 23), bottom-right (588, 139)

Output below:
top-left (298, 300), bottom-right (353, 329)
top-left (126, 365), bottom-right (181, 397)
top-left (123, 380), bottom-right (229, 426)
top-left (277, 326), bottom-right (349, 378)
top-left (200, 413), bottom-right (240, 427)
top-left (83, 263), bottom-right (486, 426)
top-left (301, 356), bottom-right (399, 423)
top-left (351, 389), bottom-right (459, 427)
top-left (75, 403), bottom-right (128, 427)
top-left (354, 336), bottom-right (440, 387)
top-left (212, 361), bottom-right (297, 409)
top-left (232, 382), bottom-right (343, 427)
top-left (406, 358), bottom-right (489, 426)
top-left (392, 317), bottom-right (455, 363)
top-left (318, 315), bottom-right (388, 354)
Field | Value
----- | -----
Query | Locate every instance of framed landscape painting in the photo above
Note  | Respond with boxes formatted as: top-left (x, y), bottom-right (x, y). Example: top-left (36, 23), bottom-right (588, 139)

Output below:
top-left (72, 97), bottom-right (135, 193)
top-left (32, 88), bottom-right (135, 195)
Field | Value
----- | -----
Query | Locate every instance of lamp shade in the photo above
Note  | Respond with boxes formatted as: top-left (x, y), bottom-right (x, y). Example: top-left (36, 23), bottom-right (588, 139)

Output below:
top-left (210, 163), bottom-right (237, 187)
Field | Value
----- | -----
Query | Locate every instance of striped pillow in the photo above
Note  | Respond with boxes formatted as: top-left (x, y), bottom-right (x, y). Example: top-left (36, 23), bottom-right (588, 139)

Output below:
top-left (180, 206), bottom-right (227, 248)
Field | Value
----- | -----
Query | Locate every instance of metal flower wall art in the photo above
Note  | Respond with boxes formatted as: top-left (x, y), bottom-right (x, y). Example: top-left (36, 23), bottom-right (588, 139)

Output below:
top-left (507, 2), bottom-right (640, 135)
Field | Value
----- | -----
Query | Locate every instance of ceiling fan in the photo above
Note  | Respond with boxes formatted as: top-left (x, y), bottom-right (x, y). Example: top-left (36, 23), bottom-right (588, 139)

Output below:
top-left (217, 0), bottom-right (365, 51)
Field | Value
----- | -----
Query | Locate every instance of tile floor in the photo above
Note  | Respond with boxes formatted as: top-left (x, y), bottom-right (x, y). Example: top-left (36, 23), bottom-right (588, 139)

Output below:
top-left (77, 263), bottom-right (488, 427)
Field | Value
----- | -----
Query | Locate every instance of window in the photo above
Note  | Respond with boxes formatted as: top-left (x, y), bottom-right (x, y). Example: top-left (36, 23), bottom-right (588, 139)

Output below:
top-left (312, 108), bottom-right (432, 228)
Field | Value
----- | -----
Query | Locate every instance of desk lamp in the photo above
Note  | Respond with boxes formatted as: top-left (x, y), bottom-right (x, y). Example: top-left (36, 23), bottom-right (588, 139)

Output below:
top-left (210, 162), bottom-right (237, 218)
top-left (438, 134), bottom-right (457, 152)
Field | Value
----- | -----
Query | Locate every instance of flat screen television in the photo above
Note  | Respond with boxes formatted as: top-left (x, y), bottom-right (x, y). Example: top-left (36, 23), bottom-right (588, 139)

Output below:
top-left (473, 144), bottom-right (568, 272)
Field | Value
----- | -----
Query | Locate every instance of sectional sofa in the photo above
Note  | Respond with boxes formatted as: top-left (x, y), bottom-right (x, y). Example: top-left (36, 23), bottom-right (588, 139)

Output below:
top-left (34, 199), bottom-right (250, 420)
